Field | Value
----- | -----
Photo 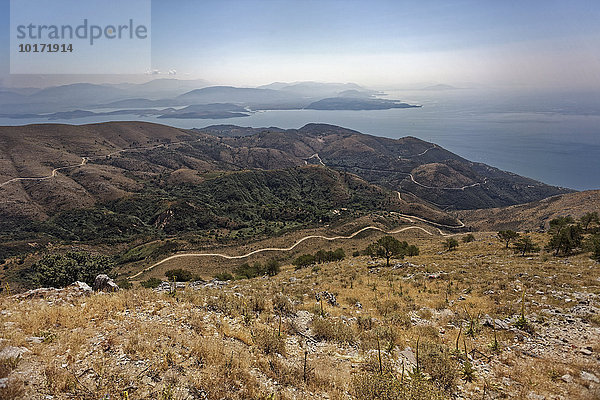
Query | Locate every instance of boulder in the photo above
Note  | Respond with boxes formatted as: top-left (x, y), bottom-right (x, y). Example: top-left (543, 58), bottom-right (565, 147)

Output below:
top-left (93, 274), bottom-right (119, 292)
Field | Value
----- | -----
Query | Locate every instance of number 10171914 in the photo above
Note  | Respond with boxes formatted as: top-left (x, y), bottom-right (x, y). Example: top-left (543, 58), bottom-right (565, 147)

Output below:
top-left (18, 43), bottom-right (73, 53)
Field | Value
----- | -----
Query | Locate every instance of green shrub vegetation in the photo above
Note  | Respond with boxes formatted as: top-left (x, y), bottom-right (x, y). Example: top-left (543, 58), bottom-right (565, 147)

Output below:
top-left (140, 277), bottom-right (162, 288)
top-left (443, 238), bottom-right (459, 252)
top-left (26, 251), bottom-right (114, 288)
top-left (165, 268), bottom-right (194, 281)
top-left (293, 247), bottom-right (345, 269)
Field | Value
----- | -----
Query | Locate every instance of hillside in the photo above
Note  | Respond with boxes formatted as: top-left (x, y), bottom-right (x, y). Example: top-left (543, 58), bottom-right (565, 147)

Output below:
top-left (0, 121), bottom-right (572, 284)
top-left (459, 190), bottom-right (600, 231)
top-left (0, 122), bottom-right (569, 221)
top-left (1, 231), bottom-right (598, 399)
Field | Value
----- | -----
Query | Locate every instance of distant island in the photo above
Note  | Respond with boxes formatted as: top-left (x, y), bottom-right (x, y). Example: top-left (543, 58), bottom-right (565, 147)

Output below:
top-left (305, 97), bottom-right (421, 110)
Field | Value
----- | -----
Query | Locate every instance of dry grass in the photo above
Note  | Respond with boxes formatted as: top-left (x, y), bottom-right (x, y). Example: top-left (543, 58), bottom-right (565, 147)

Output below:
top-left (0, 231), bottom-right (598, 399)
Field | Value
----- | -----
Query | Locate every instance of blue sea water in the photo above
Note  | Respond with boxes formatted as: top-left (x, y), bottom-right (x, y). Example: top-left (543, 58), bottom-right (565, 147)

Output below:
top-left (1, 89), bottom-right (598, 190)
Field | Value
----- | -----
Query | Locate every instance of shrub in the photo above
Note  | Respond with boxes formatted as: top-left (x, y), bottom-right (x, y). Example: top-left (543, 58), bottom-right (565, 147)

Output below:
top-left (420, 343), bottom-right (458, 393)
top-left (214, 272), bottom-right (234, 281)
top-left (292, 254), bottom-right (315, 268)
top-left (234, 262), bottom-right (263, 279)
top-left (462, 234), bottom-right (475, 243)
top-left (140, 277), bottom-right (162, 288)
top-left (272, 294), bottom-right (295, 316)
top-left (264, 259), bottom-right (280, 276)
top-left (28, 251), bottom-right (114, 288)
top-left (117, 279), bottom-right (133, 289)
top-left (443, 238), bottom-right (459, 251)
top-left (165, 268), bottom-right (193, 281)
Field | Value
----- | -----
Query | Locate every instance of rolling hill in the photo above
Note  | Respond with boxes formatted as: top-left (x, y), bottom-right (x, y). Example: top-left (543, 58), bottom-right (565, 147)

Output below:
top-left (458, 190), bottom-right (600, 231)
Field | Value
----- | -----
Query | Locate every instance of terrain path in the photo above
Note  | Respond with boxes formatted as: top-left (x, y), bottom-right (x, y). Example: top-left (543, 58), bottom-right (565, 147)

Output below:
top-left (0, 140), bottom-right (193, 189)
top-left (0, 157), bottom-right (88, 188)
top-left (128, 222), bottom-right (464, 279)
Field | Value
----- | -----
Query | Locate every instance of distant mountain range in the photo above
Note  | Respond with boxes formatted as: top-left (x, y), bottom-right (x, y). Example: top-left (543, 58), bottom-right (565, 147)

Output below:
top-left (0, 80), bottom-right (418, 118)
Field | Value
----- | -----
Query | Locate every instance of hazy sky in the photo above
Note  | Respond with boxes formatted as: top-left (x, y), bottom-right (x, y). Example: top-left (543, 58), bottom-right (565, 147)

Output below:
top-left (1, 0), bottom-right (600, 89)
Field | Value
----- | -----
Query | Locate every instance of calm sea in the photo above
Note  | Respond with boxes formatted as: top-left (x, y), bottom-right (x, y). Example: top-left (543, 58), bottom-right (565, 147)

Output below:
top-left (1, 89), bottom-right (598, 190)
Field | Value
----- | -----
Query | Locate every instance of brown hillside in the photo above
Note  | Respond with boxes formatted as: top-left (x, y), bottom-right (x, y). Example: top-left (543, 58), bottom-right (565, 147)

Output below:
top-left (459, 190), bottom-right (600, 231)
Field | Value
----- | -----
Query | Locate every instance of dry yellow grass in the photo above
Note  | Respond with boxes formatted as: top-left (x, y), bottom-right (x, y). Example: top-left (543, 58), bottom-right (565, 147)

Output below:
top-left (1, 231), bottom-right (599, 399)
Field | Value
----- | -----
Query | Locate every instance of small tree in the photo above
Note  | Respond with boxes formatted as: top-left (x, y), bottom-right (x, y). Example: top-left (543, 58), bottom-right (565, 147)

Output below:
top-left (586, 235), bottom-right (600, 262)
top-left (548, 223), bottom-right (583, 256)
top-left (366, 236), bottom-right (406, 267)
top-left (513, 235), bottom-right (540, 256)
top-left (580, 212), bottom-right (599, 232)
top-left (548, 216), bottom-right (575, 234)
top-left (498, 230), bottom-right (519, 248)
top-left (443, 238), bottom-right (459, 252)
top-left (265, 259), bottom-right (280, 276)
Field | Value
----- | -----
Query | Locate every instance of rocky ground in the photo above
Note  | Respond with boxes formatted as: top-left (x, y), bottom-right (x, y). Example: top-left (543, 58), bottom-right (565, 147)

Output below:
top-left (1, 232), bottom-right (599, 399)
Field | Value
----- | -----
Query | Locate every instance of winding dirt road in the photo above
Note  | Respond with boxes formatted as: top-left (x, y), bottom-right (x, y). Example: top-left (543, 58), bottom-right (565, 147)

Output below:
top-left (0, 140), bottom-right (469, 280)
top-left (128, 225), bottom-right (450, 279)
top-left (0, 157), bottom-right (88, 188)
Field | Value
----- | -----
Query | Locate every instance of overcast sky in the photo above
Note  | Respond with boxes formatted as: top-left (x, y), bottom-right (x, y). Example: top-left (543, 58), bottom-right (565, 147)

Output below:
top-left (1, 0), bottom-right (599, 89)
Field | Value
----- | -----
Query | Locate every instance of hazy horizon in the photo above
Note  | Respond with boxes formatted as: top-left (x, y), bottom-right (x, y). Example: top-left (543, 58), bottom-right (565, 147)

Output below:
top-left (1, 0), bottom-right (600, 90)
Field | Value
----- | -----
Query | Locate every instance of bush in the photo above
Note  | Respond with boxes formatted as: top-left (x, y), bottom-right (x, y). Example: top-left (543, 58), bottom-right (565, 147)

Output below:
top-left (117, 279), bottom-right (133, 289)
top-left (406, 244), bottom-right (420, 256)
top-left (293, 254), bottom-right (316, 268)
top-left (265, 259), bottom-right (280, 276)
top-left (214, 272), bottom-right (234, 281)
top-left (462, 234), bottom-right (475, 243)
top-left (140, 277), bottom-right (162, 288)
top-left (315, 248), bottom-right (345, 263)
top-left (28, 251), bottom-right (114, 288)
top-left (165, 268), bottom-right (193, 281)
top-left (443, 238), bottom-right (459, 251)
top-left (234, 262), bottom-right (263, 279)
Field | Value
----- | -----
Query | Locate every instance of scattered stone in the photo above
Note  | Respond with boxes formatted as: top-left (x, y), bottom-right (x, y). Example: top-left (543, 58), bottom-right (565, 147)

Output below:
top-left (13, 281), bottom-right (93, 301)
top-left (484, 317), bottom-right (511, 330)
top-left (0, 345), bottom-right (29, 359)
top-left (72, 281), bottom-right (92, 293)
top-left (393, 262), bottom-right (416, 269)
top-left (581, 371), bottom-right (599, 383)
top-left (398, 347), bottom-right (416, 368)
top-left (93, 274), bottom-right (119, 292)
top-left (26, 336), bottom-right (44, 344)
top-left (580, 347), bottom-right (593, 356)
top-left (561, 374), bottom-right (573, 383)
